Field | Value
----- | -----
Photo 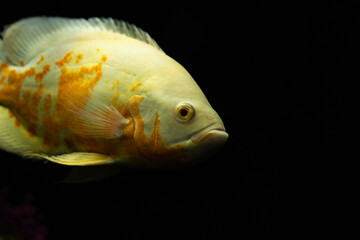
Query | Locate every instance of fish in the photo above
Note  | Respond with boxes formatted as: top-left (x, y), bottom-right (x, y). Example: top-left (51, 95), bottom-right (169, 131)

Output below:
top-left (0, 17), bottom-right (228, 170)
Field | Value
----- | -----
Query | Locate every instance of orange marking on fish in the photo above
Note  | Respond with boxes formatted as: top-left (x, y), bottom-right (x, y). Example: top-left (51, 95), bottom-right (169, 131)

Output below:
top-left (110, 79), bottom-right (120, 90)
top-left (0, 63), bottom-right (9, 84)
top-left (37, 55), bottom-right (44, 65)
top-left (7, 109), bottom-right (21, 127)
top-left (0, 63), bottom-right (46, 136)
top-left (15, 118), bottom-right (21, 127)
top-left (58, 62), bottom-right (103, 92)
top-left (111, 90), bottom-right (121, 106)
top-left (55, 51), bottom-right (73, 67)
top-left (0, 67), bottom-right (35, 102)
top-left (110, 82), bottom-right (116, 90)
top-left (130, 82), bottom-right (141, 92)
top-left (76, 136), bottom-right (118, 157)
top-left (35, 64), bottom-right (51, 82)
top-left (8, 109), bottom-right (14, 118)
top-left (43, 93), bottom-right (60, 147)
top-left (64, 136), bottom-right (76, 151)
top-left (114, 97), bottom-right (144, 164)
top-left (101, 55), bottom-right (107, 62)
top-left (75, 54), bottom-right (83, 64)
top-left (3, 64), bottom-right (49, 134)
top-left (42, 53), bottom-right (105, 148)
top-left (128, 95), bottom-right (186, 166)
top-left (28, 83), bottom-right (44, 135)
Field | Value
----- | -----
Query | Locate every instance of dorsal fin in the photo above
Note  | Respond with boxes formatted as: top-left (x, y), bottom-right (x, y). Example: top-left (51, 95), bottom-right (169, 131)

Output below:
top-left (1, 17), bottom-right (162, 66)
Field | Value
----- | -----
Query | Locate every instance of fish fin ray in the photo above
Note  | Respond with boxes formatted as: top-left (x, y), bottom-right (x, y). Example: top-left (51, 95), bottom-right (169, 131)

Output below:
top-left (24, 152), bottom-right (114, 166)
top-left (1, 17), bottom-right (162, 66)
top-left (65, 88), bottom-right (129, 139)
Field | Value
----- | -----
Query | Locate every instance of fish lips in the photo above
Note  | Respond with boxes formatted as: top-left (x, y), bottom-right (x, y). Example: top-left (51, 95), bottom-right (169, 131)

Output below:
top-left (190, 123), bottom-right (228, 145)
top-left (184, 123), bottom-right (228, 163)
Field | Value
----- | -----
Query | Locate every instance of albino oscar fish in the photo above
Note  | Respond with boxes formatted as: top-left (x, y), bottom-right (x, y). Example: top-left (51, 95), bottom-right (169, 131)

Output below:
top-left (0, 17), bottom-right (228, 170)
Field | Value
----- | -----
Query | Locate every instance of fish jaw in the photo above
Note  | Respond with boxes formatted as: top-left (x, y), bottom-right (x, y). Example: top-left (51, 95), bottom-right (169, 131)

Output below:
top-left (126, 95), bottom-right (186, 168)
top-left (182, 124), bottom-right (228, 164)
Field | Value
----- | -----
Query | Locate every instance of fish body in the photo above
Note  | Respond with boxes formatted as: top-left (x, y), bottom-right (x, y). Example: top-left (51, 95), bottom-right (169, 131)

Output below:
top-left (0, 17), bottom-right (228, 169)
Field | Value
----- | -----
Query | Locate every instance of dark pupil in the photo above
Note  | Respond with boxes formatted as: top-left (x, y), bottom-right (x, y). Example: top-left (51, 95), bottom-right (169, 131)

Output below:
top-left (180, 108), bottom-right (188, 117)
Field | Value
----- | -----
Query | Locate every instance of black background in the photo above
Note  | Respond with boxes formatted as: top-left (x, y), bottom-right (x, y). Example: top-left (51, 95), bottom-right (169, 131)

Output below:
top-left (0, 1), bottom-right (346, 239)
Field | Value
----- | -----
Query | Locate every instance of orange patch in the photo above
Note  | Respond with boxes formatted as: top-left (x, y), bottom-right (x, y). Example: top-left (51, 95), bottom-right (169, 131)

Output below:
top-left (15, 118), bottom-right (21, 127)
top-left (37, 55), bottom-right (44, 65)
top-left (101, 55), bottom-right (107, 62)
top-left (8, 109), bottom-right (14, 118)
top-left (75, 54), bottom-right (83, 64)
top-left (110, 82), bottom-right (116, 90)
top-left (55, 51), bottom-right (73, 67)
top-left (35, 64), bottom-right (51, 82)
top-left (130, 82), bottom-right (141, 92)
top-left (111, 90), bottom-right (121, 106)
top-left (128, 95), bottom-right (186, 167)
top-left (7, 109), bottom-right (21, 127)
top-left (1, 51), bottom-right (184, 166)
top-left (0, 63), bottom-right (9, 84)
top-left (42, 93), bottom-right (60, 147)
top-left (110, 79), bottom-right (120, 90)
top-left (0, 61), bottom-right (48, 136)
top-left (42, 52), bottom-right (107, 148)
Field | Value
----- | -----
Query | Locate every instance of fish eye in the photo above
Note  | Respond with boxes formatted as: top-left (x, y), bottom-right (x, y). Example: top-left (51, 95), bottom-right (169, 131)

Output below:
top-left (175, 102), bottom-right (195, 122)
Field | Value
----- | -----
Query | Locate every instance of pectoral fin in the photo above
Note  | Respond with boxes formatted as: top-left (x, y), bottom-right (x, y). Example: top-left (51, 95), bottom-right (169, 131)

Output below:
top-left (65, 88), bottom-right (129, 139)
top-left (70, 103), bottom-right (129, 139)
top-left (25, 152), bottom-right (114, 166)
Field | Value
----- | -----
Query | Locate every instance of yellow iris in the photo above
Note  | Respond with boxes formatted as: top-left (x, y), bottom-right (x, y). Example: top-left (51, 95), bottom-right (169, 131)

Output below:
top-left (175, 102), bottom-right (194, 121)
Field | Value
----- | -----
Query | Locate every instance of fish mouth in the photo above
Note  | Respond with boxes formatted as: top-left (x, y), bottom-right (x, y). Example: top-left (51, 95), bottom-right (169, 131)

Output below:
top-left (190, 124), bottom-right (228, 144)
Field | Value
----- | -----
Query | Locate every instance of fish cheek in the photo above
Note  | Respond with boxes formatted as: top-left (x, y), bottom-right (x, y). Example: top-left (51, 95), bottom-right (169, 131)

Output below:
top-left (128, 95), bottom-right (187, 167)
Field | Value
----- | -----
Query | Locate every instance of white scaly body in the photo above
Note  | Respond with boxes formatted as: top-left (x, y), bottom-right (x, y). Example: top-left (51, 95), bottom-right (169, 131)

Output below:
top-left (0, 17), bottom-right (227, 169)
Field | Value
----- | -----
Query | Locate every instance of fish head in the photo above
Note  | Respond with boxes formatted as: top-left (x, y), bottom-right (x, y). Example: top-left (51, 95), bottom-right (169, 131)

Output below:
top-left (169, 99), bottom-right (229, 165)
top-left (128, 59), bottom-right (228, 168)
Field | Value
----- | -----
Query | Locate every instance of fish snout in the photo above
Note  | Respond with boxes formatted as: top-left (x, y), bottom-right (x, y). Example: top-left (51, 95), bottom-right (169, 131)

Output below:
top-left (190, 124), bottom-right (228, 144)
top-left (185, 123), bottom-right (228, 163)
